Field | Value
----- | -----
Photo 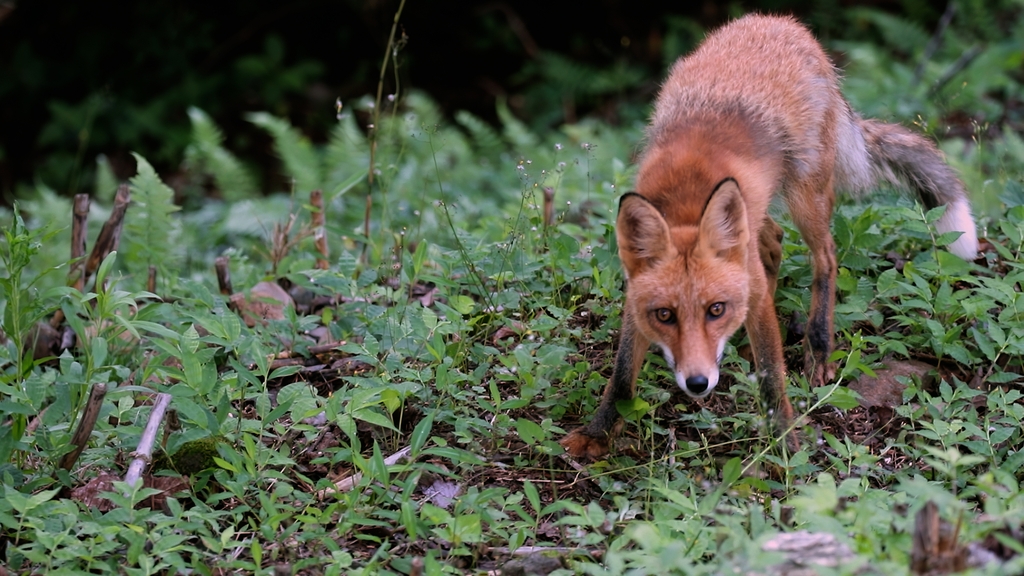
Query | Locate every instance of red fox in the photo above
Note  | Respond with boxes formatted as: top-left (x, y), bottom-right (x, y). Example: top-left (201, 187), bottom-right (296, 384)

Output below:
top-left (561, 14), bottom-right (978, 459)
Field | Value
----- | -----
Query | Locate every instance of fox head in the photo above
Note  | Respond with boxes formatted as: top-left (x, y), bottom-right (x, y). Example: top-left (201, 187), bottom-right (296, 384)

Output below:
top-left (617, 179), bottom-right (751, 398)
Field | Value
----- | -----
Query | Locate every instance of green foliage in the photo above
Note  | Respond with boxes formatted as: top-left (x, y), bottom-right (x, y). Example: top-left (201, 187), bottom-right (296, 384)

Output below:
top-left (2, 6), bottom-right (1024, 573)
top-left (0, 207), bottom-right (64, 464)
top-left (838, 4), bottom-right (1024, 126)
top-left (515, 52), bottom-right (647, 127)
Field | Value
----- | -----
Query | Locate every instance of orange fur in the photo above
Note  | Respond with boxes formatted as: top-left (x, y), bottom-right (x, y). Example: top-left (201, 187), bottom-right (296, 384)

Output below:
top-left (561, 14), bottom-right (977, 459)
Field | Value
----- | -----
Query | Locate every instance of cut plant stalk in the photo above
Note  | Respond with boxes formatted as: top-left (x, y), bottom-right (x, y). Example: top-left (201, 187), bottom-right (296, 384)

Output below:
top-left (50, 193), bottom-right (92, 330)
top-left (215, 256), bottom-right (233, 295)
top-left (310, 189), bottom-right (329, 270)
top-left (59, 382), bottom-right (107, 471)
top-left (85, 183), bottom-right (131, 289)
top-left (543, 186), bottom-right (554, 229)
top-left (68, 193), bottom-right (90, 293)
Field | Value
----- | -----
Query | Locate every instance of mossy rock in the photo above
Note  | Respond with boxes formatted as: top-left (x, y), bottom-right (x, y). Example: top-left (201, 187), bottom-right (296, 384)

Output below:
top-left (153, 437), bottom-right (224, 476)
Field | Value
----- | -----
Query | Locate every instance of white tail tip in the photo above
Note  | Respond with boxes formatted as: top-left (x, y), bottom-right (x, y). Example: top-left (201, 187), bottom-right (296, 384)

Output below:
top-left (936, 198), bottom-right (979, 260)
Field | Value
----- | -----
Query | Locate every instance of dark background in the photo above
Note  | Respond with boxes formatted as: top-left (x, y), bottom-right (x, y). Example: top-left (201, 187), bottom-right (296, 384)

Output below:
top-left (0, 0), bottom-right (961, 204)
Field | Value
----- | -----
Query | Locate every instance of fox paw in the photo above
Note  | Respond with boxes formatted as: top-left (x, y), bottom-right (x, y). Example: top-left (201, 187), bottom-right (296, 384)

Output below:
top-left (804, 353), bottom-right (836, 388)
top-left (560, 429), bottom-right (611, 460)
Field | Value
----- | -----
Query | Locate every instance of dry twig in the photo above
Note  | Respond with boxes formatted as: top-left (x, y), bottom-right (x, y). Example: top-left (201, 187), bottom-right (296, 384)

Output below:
top-left (316, 445), bottom-right (412, 499)
top-left (124, 393), bottom-right (173, 490)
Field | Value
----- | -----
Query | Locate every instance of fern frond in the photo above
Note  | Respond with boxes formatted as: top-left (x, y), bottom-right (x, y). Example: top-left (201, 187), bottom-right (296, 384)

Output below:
top-left (93, 154), bottom-right (119, 204)
top-left (188, 106), bottom-right (225, 149)
top-left (185, 107), bottom-right (258, 201)
top-left (125, 153), bottom-right (181, 274)
top-left (324, 112), bottom-right (368, 198)
top-left (455, 110), bottom-right (505, 157)
top-left (402, 91), bottom-right (444, 129)
top-left (848, 8), bottom-right (930, 55)
top-left (246, 112), bottom-right (322, 194)
top-left (496, 97), bottom-right (538, 149)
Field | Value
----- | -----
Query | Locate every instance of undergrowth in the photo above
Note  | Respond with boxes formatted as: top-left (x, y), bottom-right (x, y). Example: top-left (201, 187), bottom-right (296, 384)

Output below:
top-left (2, 6), bottom-right (1024, 575)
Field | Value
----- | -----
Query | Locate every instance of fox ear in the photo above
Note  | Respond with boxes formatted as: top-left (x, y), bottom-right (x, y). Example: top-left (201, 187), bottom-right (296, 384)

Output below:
top-left (617, 193), bottom-right (676, 278)
top-left (698, 179), bottom-right (749, 261)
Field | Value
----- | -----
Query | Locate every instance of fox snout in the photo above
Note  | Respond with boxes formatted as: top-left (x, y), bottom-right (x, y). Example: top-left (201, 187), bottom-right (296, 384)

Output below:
top-left (675, 368), bottom-right (719, 398)
top-left (660, 342), bottom-right (725, 398)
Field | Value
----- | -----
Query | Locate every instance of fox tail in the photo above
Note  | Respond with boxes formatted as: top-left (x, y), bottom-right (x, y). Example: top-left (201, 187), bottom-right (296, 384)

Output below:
top-left (834, 114), bottom-right (979, 260)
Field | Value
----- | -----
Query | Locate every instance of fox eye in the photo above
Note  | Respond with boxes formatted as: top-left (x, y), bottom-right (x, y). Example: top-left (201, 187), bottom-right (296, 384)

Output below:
top-left (707, 302), bottom-right (726, 318)
top-left (654, 308), bottom-right (676, 324)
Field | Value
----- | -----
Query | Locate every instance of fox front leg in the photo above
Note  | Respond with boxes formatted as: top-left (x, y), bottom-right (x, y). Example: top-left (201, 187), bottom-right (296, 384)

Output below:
top-left (561, 308), bottom-right (649, 459)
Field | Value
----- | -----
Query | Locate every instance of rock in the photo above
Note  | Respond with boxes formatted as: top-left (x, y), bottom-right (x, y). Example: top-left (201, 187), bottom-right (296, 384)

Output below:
top-left (849, 359), bottom-right (936, 408)
top-left (230, 281), bottom-right (294, 327)
top-left (500, 552), bottom-right (566, 576)
top-left (758, 531), bottom-right (868, 575)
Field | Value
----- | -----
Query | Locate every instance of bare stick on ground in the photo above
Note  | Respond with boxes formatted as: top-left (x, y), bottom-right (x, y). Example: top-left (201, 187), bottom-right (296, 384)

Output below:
top-left (215, 256), bottom-right (233, 296)
top-left (85, 183), bottom-right (131, 287)
top-left (124, 392), bottom-right (173, 490)
top-left (310, 189), bottom-right (329, 270)
top-left (59, 382), bottom-right (107, 471)
top-left (316, 445), bottom-right (412, 498)
top-left (147, 265), bottom-right (157, 293)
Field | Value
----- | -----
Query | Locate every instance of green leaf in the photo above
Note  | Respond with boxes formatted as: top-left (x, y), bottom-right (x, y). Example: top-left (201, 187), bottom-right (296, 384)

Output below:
top-left (616, 397), bottom-right (651, 422)
top-left (277, 382), bottom-right (319, 421)
top-left (448, 295), bottom-right (475, 316)
top-left (819, 385), bottom-right (861, 410)
top-left (94, 251), bottom-right (118, 289)
top-left (524, 480), bottom-right (541, 516)
top-left (410, 412), bottom-right (434, 456)
top-left (90, 336), bottom-right (108, 369)
top-left (352, 407), bottom-right (398, 432)
top-left (213, 457), bottom-right (237, 473)
top-left (368, 442), bottom-right (388, 484)
top-left (515, 418), bottom-right (545, 445)
top-left (721, 457), bottom-right (742, 486)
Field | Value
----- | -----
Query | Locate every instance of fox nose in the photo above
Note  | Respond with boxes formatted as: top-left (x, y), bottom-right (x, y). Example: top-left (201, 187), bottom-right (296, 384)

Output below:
top-left (685, 375), bottom-right (709, 395)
